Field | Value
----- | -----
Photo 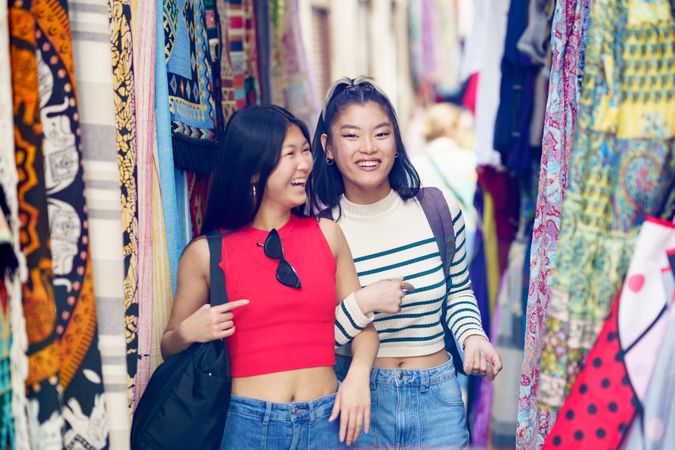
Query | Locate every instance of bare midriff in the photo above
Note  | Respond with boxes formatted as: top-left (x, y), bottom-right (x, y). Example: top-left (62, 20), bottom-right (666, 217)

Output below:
top-left (373, 349), bottom-right (448, 370)
top-left (231, 366), bottom-right (338, 403)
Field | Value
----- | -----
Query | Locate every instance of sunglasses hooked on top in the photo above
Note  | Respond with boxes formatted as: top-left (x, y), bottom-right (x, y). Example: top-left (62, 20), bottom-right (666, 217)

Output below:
top-left (258, 229), bottom-right (302, 289)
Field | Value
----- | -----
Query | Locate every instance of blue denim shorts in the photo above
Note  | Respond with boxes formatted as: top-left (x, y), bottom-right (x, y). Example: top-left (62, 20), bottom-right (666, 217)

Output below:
top-left (220, 389), bottom-right (345, 450)
top-left (335, 356), bottom-right (469, 449)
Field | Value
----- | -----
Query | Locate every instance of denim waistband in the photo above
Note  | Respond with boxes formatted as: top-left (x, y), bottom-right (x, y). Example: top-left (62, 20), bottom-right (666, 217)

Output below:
top-left (228, 388), bottom-right (338, 424)
top-left (335, 355), bottom-right (456, 392)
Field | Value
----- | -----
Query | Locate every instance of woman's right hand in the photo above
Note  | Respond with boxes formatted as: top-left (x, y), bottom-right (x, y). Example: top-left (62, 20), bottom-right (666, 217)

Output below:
top-left (178, 299), bottom-right (249, 344)
top-left (355, 278), bottom-right (414, 315)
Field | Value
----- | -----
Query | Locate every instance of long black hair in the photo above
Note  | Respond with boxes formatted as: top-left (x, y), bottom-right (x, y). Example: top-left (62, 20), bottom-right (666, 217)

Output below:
top-left (308, 77), bottom-right (420, 214)
top-left (201, 105), bottom-right (311, 234)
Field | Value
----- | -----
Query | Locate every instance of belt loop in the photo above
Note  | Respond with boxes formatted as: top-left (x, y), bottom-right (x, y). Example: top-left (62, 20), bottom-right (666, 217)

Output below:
top-left (263, 401), bottom-right (272, 425)
top-left (421, 370), bottom-right (430, 393)
top-left (370, 368), bottom-right (377, 391)
top-left (309, 400), bottom-right (316, 421)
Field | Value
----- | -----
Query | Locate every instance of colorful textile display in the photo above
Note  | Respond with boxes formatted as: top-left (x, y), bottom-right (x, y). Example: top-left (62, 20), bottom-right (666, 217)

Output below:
top-left (130, 0), bottom-right (156, 412)
top-left (493, 0), bottom-right (541, 177)
top-left (544, 218), bottom-right (675, 449)
top-left (215, 0), bottom-right (237, 123)
top-left (226, 0), bottom-right (260, 109)
top-left (538, 0), bottom-right (675, 430)
top-left (0, 1), bottom-right (30, 447)
top-left (460, 0), bottom-right (510, 166)
top-left (625, 263), bottom-right (675, 450)
top-left (110, 0), bottom-right (139, 418)
top-left (269, 0), bottom-right (318, 129)
top-left (33, 0), bottom-right (108, 446)
top-left (149, 169), bottom-right (173, 377)
top-left (517, 0), bottom-right (590, 446)
top-left (164, 0), bottom-right (220, 173)
top-left (9, 4), bottom-right (63, 447)
top-left (157, 0), bottom-right (186, 296)
top-left (69, 0), bottom-right (131, 447)
top-left (187, 172), bottom-right (209, 236)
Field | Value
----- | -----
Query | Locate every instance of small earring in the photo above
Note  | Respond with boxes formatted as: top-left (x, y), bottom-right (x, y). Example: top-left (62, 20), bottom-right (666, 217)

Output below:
top-left (395, 152), bottom-right (399, 158)
top-left (252, 184), bottom-right (257, 197)
top-left (326, 157), bottom-right (335, 166)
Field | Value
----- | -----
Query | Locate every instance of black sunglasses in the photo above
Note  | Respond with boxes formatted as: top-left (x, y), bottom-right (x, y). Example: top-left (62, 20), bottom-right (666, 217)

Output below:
top-left (259, 229), bottom-right (301, 289)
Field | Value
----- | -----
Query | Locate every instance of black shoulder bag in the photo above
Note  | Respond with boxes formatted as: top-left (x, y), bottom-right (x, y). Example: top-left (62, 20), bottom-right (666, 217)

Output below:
top-left (130, 233), bottom-right (231, 450)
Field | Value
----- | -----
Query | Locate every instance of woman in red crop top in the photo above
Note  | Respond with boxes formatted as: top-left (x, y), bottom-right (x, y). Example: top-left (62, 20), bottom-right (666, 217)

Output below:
top-left (160, 105), bottom-right (410, 449)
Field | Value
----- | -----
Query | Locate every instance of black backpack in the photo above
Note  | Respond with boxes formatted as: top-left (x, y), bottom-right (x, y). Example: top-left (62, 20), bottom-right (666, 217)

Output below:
top-left (321, 187), bottom-right (467, 375)
top-left (130, 233), bottom-right (231, 449)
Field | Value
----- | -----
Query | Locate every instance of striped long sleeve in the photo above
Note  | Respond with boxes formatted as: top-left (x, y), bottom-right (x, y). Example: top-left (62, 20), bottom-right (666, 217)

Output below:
top-left (443, 205), bottom-right (487, 348)
top-left (335, 293), bottom-right (374, 346)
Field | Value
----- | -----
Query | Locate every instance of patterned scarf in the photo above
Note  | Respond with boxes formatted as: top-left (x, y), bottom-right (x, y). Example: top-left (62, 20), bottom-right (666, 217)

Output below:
top-left (69, 0), bottom-right (131, 447)
top-left (516, 0), bottom-right (590, 447)
top-left (9, 3), bottom-right (63, 448)
top-left (109, 0), bottom-right (140, 419)
top-left (130, 0), bottom-right (156, 412)
top-left (164, 0), bottom-right (220, 173)
top-left (33, 0), bottom-right (108, 446)
top-left (538, 0), bottom-right (675, 433)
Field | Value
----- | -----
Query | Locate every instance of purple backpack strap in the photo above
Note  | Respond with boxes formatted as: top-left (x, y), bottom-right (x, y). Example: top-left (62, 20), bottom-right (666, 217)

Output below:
top-left (417, 187), bottom-right (465, 375)
top-left (417, 187), bottom-right (456, 275)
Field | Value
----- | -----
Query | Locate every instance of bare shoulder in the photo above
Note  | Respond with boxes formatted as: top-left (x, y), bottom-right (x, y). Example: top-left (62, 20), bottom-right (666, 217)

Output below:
top-left (317, 217), bottom-right (343, 257)
top-left (179, 236), bottom-right (210, 279)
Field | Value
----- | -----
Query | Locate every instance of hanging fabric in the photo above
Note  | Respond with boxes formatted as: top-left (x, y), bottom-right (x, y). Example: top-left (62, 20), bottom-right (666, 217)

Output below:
top-left (164, 0), bottom-right (221, 173)
top-left (493, 0), bottom-right (542, 177)
top-left (431, 0), bottom-right (461, 94)
top-left (130, 0), bottom-right (156, 413)
top-left (544, 218), bottom-right (675, 449)
top-left (69, 0), bottom-right (131, 447)
top-left (254, 0), bottom-right (271, 104)
top-left (517, 0), bottom-right (591, 446)
top-left (269, 0), bottom-right (319, 129)
top-left (538, 0), bottom-right (675, 430)
top-left (9, 3), bottom-right (64, 447)
top-left (108, 0), bottom-right (140, 420)
top-left (33, 0), bottom-right (109, 445)
top-left (0, 1), bottom-right (30, 447)
top-left (156, 0), bottom-right (186, 296)
top-left (215, 0), bottom-right (237, 123)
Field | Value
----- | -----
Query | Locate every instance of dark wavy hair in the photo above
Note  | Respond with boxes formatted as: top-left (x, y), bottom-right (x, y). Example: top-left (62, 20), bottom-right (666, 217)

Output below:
top-left (201, 105), bottom-right (311, 234)
top-left (308, 77), bottom-right (420, 215)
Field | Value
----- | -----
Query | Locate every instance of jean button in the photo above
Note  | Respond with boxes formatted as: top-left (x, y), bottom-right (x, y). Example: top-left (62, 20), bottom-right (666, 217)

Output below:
top-left (398, 373), bottom-right (403, 380)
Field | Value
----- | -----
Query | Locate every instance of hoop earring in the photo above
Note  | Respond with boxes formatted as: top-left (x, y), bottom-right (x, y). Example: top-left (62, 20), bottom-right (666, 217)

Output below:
top-left (395, 152), bottom-right (399, 158)
top-left (326, 157), bottom-right (335, 166)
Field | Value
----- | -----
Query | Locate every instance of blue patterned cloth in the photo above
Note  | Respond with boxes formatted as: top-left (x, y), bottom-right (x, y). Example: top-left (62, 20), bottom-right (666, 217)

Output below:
top-left (164, 0), bottom-right (220, 173)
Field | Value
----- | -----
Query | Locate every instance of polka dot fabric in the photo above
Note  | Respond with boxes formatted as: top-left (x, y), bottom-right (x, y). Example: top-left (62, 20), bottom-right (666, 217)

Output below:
top-left (543, 293), bottom-right (637, 449)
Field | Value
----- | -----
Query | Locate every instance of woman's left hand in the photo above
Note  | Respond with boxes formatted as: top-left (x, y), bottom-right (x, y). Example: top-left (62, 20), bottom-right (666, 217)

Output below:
top-left (329, 367), bottom-right (371, 446)
top-left (463, 335), bottom-right (503, 380)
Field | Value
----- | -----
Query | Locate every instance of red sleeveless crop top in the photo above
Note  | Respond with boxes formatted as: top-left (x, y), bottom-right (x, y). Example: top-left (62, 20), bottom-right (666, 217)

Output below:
top-left (219, 215), bottom-right (337, 377)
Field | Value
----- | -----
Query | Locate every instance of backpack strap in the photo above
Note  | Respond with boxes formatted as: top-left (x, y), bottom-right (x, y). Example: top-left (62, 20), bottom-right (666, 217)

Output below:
top-left (207, 232), bottom-right (229, 306)
top-left (417, 187), bottom-right (456, 276)
top-left (417, 187), bottom-right (465, 375)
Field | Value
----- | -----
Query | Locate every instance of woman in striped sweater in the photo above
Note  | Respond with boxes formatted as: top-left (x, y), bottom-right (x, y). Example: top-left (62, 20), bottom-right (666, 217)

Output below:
top-left (310, 78), bottom-right (503, 449)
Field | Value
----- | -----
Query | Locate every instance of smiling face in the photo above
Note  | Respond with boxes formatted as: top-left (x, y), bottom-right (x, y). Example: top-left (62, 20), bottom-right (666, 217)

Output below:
top-left (323, 101), bottom-right (396, 204)
top-left (261, 124), bottom-right (313, 212)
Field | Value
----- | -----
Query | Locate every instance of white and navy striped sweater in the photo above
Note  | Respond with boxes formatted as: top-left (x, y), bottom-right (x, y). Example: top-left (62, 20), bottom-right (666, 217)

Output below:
top-left (334, 189), bottom-right (487, 357)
